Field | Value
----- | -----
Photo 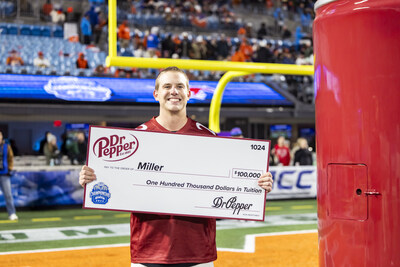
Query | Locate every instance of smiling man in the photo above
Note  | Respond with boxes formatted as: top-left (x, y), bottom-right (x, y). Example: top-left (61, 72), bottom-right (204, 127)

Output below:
top-left (79, 66), bottom-right (274, 267)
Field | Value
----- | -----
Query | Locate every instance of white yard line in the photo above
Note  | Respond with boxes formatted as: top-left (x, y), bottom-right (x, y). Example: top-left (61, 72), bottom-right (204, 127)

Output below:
top-left (0, 229), bottom-right (317, 255)
top-left (218, 229), bottom-right (318, 253)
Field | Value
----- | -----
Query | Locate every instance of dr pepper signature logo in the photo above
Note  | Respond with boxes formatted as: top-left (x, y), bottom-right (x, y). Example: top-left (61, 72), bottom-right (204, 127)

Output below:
top-left (93, 134), bottom-right (139, 162)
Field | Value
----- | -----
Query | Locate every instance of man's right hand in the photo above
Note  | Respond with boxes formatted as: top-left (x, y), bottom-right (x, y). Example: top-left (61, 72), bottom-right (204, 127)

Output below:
top-left (79, 165), bottom-right (96, 187)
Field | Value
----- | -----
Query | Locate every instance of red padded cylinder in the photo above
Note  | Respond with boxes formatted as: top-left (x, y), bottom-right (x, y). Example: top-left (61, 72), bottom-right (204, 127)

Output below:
top-left (314, 0), bottom-right (400, 266)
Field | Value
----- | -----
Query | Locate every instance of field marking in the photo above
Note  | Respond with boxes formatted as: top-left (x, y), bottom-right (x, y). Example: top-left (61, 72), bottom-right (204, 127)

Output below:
top-left (0, 220), bottom-right (18, 224)
top-left (3, 204), bottom-right (314, 224)
top-left (218, 229), bottom-right (318, 253)
top-left (0, 229), bottom-right (317, 256)
top-left (32, 217), bottom-right (62, 222)
top-left (114, 214), bottom-right (131, 218)
top-left (265, 207), bottom-right (282, 211)
top-left (0, 243), bottom-right (129, 255)
top-left (291, 205), bottom-right (315, 210)
top-left (73, 215), bottom-right (103, 220)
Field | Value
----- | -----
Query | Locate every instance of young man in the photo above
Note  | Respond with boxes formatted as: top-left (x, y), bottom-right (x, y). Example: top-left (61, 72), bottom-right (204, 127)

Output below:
top-left (0, 131), bottom-right (18, 221)
top-left (79, 67), bottom-right (274, 266)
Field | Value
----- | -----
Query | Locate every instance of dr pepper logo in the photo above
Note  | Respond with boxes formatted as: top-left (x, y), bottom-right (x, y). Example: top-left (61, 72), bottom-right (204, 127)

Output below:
top-left (93, 133), bottom-right (139, 162)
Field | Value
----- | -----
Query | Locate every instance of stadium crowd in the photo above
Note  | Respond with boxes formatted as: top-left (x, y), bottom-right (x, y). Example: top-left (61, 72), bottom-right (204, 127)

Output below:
top-left (0, 0), bottom-right (315, 104)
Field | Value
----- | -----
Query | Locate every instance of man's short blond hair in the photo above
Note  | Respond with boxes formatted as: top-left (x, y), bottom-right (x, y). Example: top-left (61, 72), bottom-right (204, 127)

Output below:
top-left (155, 66), bottom-right (190, 91)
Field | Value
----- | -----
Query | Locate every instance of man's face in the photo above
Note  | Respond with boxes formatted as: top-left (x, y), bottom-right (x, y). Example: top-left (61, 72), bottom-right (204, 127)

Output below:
top-left (0, 132), bottom-right (2, 143)
top-left (154, 71), bottom-right (191, 114)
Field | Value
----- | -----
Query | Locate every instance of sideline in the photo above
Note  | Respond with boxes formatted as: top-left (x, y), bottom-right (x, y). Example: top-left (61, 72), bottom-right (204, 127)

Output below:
top-left (218, 229), bottom-right (317, 253)
top-left (0, 229), bottom-right (317, 256)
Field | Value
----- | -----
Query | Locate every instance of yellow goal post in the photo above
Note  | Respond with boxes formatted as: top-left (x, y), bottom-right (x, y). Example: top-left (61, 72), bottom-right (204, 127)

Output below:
top-left (106, 0), bottom-right (314, 132)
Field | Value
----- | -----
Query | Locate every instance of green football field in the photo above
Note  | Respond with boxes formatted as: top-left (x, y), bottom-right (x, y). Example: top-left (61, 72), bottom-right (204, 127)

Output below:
top-left (0, 199), bottom-right (317, 253)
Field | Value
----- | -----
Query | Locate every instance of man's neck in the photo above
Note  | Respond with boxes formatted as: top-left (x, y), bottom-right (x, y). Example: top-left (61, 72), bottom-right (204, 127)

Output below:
top-left (156, 111), bottom-right (188, 132)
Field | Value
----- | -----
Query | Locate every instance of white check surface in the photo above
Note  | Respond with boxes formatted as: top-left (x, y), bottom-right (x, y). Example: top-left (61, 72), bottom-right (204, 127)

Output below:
top-left (84, 126), bottom-right (270, 221)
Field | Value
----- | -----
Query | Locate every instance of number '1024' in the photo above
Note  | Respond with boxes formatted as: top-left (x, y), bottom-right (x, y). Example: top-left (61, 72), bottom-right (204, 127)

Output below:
top-left (250, 144), bottom-right (265, 150)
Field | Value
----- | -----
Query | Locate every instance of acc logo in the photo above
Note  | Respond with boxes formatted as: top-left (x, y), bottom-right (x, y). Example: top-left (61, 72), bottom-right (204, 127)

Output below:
top-left (90, 182), bottom-right (111, 205)
top-left (93, 133), bottom-right (139, 162)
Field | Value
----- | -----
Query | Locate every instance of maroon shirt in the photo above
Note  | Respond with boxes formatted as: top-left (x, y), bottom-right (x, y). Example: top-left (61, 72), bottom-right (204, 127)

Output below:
top-left (130, 117), bottom-right (217, 264)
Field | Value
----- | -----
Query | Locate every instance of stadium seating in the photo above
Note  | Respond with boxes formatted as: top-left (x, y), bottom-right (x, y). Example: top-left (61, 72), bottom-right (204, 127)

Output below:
top-left (0, 34), bottom-right (107, 76)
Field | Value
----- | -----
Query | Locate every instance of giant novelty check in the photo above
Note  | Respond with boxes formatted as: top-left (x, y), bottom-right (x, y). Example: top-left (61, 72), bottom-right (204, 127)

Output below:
top-left (83, 126), bottom-right (270, 221)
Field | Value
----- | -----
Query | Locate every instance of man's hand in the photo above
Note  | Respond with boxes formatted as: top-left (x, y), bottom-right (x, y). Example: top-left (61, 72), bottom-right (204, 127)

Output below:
top-left (258, 172), bottom-right (273, 193)
top-left (79, 165), bottom-right (97, 188)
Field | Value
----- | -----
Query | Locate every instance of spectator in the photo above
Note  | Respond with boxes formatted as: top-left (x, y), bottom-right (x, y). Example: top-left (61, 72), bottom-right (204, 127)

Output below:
top-left (67, 132), bottom-right (87, 165)
top-left (76, 53), bottom-right (89, 69)
top-left (33, 51), bottom-right (50, 68)
top-left (273, 5), bottom-right (285, 34)
top-left (230, 127), bottom-right (244, 138)
top-left (85, 6), bottom-right (99, 31)
top-left (0, 130), bottom-right (18, 221)
top-left (237, 26), bottom-right (246, 40)
top-left (44, 134), bottom-right (61, 165)
top-left (239, 38), bottom-right (253, 62)
top-left (294, 138), bottom-right (313, 165)
top-left (133, 43), bottom-right (150, 58)
top-left (231, 46), bottom-right (246, 62)
top-left (39, 131), bottom-right (51, 154)
top-left (273, 136), bottom-right (291, 166)
top-left (205, 36), bottom-right (218, 60)
top-left (244, 22), bottom-right (254, 39)
top-left (80, 14), bottom-right (92, 45)
top-left (281, 47), bottom-right (295, 64)
top-left (41, 0), bottom-right (53, 21)
top-left (178, 32), bottom-right (192, 59)
top-left (161, 33), bottom-right (175, 58)
top-left (93, 10), bottom-right (107, 44)
top-left (6, 50), bottom-right (24, 66)
top-left (216, 34), bottom-right (230, 60)
top-left (257, 22), bottom-right (268, 40)
top-left (253, 40), bottom-right (273, 63)
top-left (282, 25), bottom-right (292, 39)
top-left (50, 7), bottom-right (66, 24)
top-left (94, 64), bottom-right (108, 77)
top-left (190, 36), bottom-right (207, 60)
top-left (73, 131), bottom-right (88, 165)
top-left (132, 30), bottom-right (142, 50)
top-left (295, 52), bottom-right (311, 65)
top-left (118, 20), bottom-right (131, 49)
top-left (146, 27), bottom-right (160, 58)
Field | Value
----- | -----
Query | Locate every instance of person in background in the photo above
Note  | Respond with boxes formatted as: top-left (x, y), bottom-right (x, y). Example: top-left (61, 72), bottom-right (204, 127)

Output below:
top-left (80, 14), bottom-right (92, 45)
top-left (67, 132), bottom-right (87, 165)
top-left (76, 53), bottom-right (89, 69)
top-left (41, 0), bottom-right (53, 21)
top-left (6, 50), bottom-right (24, 66)
top-left (294, 137), bottom-right (313, 165)
top-left (43, 134), bottom-right (61, 166)
top-left (50, 7), bottom-right (66, 24)
top-left (231, 46), bottom-right (246, 62)
top-left (273, 136), bottom-right (291, 166)
top-left (33, 51), bottom-right (51, 68)
top-left (39, 131), bottom-right (51, 155)
top-left (0, 131), bottom-right (18, 221)
top-left (257, 22), bottom-right (268, 40)
top-left (118, 20), bottom-right (131, 49)
top-left (230, 127), bottom-right (244, 138)
top-left (75, 132), bottom-right (87, 165)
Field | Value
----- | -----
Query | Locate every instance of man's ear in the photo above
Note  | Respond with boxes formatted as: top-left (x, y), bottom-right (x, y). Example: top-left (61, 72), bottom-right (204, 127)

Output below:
top-left (153, 89), bottom-right (159, 101)
top-left (187, 88), bottom-right (191, 99)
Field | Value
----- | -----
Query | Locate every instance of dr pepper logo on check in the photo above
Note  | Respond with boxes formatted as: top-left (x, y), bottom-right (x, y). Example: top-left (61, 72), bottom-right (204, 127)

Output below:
top-left (93, 133), bottom-right (139, 162)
